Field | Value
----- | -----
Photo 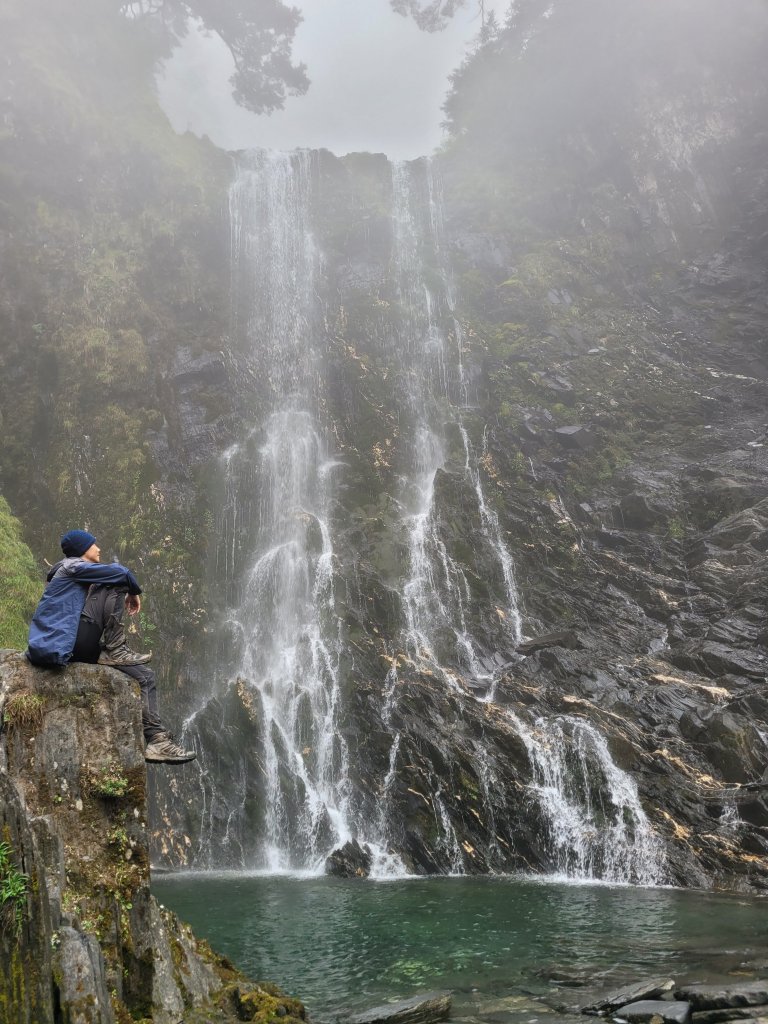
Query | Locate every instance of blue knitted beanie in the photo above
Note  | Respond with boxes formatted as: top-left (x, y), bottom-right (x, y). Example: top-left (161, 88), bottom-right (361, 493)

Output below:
top-left (60, 530), bottom-right (97, 558)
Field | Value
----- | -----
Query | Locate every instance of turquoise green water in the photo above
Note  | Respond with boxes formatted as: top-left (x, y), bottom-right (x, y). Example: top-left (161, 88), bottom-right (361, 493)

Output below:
top-left (154, 875), bottom-right (768, 1022)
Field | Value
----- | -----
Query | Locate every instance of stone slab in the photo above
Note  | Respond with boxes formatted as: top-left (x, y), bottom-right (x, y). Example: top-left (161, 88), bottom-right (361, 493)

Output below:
top-left (583, 979), bottom-right (676, 1014)
top-left (348, 992), bottom-right (452, 1024)
top-left (677, 984), bottom-right (768, 1011)
top-left (616, 1000), bottom-right (691, 1024)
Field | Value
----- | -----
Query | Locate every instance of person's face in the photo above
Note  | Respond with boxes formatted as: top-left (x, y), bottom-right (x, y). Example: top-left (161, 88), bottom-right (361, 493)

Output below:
top-left (82, 543), bottom-right (101, 563)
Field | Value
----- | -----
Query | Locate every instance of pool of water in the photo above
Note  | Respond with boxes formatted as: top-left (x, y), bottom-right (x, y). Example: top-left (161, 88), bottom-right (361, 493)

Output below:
top-left (153, 874), bottom-right (768, 1023)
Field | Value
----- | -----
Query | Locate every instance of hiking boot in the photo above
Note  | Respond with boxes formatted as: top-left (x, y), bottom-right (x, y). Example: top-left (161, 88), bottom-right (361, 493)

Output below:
top-left (98, 646), bottom-right (152, 667)
top-left (144, 732), bottom-right (196, 765)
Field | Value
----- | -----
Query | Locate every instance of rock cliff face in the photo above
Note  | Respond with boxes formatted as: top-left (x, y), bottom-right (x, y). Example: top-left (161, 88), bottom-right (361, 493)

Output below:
top-left (1, 0), bottom-right (768, 890)
top-left (0, 650), bottom-right (306, 1023)
top-left (153, 0), bottom-right (768, 885)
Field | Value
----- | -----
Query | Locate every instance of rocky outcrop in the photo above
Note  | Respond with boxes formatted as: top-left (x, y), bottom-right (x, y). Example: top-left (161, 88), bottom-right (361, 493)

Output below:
top-left (0, 650), bottom-right (305, 1023)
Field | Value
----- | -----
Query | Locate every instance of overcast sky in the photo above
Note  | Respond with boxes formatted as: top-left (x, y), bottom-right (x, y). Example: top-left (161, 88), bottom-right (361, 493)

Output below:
top-left (156, 0), bottom-right (507, 159)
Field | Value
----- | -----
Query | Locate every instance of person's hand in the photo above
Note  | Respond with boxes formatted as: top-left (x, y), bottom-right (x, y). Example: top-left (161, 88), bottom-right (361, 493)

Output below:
top-left (125, 594), bottom-right (141, 616)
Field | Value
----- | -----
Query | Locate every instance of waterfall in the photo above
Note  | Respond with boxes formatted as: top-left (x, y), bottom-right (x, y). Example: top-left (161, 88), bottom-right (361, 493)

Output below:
top-left (369, 159), bottom-right (528, 870)
top-left (180, 151), bottom-right (665, 886)
top-left (376, 159), bottom-right (664, 885)
top-left (224, 150), bottom-right (350, 870)
top-left (509, 712), bottom-right (666, 885)
top-left (388, 159), bottom-right (523, 680)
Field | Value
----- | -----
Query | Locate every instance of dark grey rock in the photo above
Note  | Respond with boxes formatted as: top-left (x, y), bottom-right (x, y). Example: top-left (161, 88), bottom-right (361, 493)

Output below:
top-left (555, 425), bottom-right (595, 450)
top-left (584, 978), bottom-right (676, 1013)
top-left (348, 992), bottom-right (452, 1024)
top-left (616, 1001), bottom-right (691, 1024)
top-left (54, 927), bottom-right (116, 1024)
top-left (325, 838), bottom-right (373, 878)
top-left (617, 493), bottom-right (665, 530)
top-left (0, 772), bottom-right (55, 1024)
top-left (692, 1006), bottom-right (768, 1024)
top-left (517, 630), bottom-right (584, 655)
top-left (676, 983), bottom-right (768, 1011)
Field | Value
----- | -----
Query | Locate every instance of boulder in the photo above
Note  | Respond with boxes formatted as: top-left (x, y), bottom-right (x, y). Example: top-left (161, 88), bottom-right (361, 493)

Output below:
top-left (583, 978), bottom-right (676, 1014)
top-left (325, 839), bottom-right (373, 878)
top-left (347, 992), bottom-right (452, 1024)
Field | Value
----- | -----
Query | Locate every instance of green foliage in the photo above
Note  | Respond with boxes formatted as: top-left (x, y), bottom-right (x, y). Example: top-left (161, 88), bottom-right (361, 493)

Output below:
top-left (84, 761), bottom-right (131, 800)
top-left (0, 841), bottom-right (29, 937)
top-left (2, 692), bottom-right (46, 731)
top-left (0, 497), bottom-right (41, 650)
top-left (107, 826), bottom-right (130, 854)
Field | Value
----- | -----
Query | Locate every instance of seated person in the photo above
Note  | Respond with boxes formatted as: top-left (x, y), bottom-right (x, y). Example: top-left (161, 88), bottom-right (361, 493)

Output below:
top-left (27, 529), bottom-right (196, 765)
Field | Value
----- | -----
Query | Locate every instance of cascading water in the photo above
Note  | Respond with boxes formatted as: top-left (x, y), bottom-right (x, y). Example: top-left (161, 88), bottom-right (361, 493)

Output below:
top-left (509, 712), bottom-right (666, 884)
top-left (182, 151), bottom-right (665, 885)
top-left (376, 158), bottom-right (664, 884)
top-left (223, 150), bottom-right (350, 870)
top-left (388, 160), bottom-right (522, 681)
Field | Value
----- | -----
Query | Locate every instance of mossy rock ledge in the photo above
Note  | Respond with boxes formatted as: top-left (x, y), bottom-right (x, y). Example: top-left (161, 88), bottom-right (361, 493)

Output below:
top-left (0, 649), bottom-right (306, 1024)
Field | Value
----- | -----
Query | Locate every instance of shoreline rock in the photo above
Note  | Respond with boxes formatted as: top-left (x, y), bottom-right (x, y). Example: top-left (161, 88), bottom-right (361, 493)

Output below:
top-left (347, 992), bottom-right (452, 1024)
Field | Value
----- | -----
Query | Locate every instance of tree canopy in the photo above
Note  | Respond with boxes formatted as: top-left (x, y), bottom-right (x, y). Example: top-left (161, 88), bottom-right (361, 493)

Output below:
top-left (120, 0), bottom-right (490, 113)
top-left (120, 0), bottom-right (310, 114)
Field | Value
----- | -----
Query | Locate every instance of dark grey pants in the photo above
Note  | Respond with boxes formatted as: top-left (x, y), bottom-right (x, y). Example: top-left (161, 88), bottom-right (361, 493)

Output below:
top-left (73, 585), bottom-right (165, 743)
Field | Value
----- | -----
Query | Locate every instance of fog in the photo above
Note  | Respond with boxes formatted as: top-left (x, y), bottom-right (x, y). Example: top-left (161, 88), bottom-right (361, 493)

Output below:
top-left (156, 0), bottom-right (507, 159)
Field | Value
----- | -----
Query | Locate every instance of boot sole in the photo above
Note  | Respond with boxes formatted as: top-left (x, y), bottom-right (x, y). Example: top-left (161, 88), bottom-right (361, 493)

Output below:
top-left (145, 754), bottom-right (197, 765)
top-left (99, 656), bottom-right (153, 666)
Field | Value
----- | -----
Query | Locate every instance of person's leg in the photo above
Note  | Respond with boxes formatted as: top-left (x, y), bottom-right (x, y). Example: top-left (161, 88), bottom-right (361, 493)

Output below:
top-left (117, 663), bottom-right (196, 764)
top-left (91, 586), bottom-right (152, 667)
top-left (116, 663), bottom-right (165, 742)
top-left (72, 585), bottom-right (105, 663)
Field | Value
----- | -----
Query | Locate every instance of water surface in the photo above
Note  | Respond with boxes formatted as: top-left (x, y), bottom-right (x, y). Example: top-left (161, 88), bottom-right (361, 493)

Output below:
top-left (155, 875), bottom-right (768, 1022)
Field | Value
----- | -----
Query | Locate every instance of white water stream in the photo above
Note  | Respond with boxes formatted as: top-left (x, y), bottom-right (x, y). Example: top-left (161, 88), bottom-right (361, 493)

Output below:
top-left (224, 151), bottom-right (351, 869)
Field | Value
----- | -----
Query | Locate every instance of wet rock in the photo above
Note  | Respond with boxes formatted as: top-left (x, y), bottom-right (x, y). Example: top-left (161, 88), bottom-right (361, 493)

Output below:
top-left (539, 373), bottom-right (576, 404)
top-left (325, 839), bottom-right (373, 878)
top-left (583, 978), bottom-right (676, 1014)
top-left (692, 1007), bottom-right (768, 1024)
top-left (617, 493), bottom-right (666, 530)
top-left (675, 983), bottom-right (768, 1011)
top-left (616, 1001), bottom-right (691, 1024)
top-left (517, 631), bottom-right (584, 655)
top-left (347, 991), bottom-right (452, 1024)
top-left (555, 425), bottom-right (595, 450)
top-left (666, 642), bottom-right (767, 679)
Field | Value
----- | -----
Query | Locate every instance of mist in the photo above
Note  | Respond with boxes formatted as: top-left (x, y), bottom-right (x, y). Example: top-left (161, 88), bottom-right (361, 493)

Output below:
top-left (156, 0), bottom-right (507, 158)
top-left (2, 0), bottom-right (768, 1018)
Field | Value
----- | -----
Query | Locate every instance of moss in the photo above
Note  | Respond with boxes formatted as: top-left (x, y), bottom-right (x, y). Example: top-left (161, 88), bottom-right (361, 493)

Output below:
top-left (0, 497), bottom-right (41, 650)
top-left (230, 983), bottom-right (306, 1024)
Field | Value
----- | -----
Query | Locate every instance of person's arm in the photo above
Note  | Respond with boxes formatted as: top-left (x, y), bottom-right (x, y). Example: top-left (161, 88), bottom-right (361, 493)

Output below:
top-left (62, 560), bottom-right (142, 595)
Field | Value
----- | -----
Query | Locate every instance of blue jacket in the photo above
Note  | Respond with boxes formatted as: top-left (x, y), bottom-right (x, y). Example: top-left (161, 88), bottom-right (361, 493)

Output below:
top-left (27, 557), bottom-right (142, 667)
